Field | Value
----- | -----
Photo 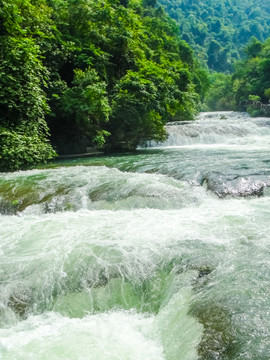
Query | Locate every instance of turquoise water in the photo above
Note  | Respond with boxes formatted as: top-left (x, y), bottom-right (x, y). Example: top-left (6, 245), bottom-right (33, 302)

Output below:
top-left (1, 112), bottom-right (270, 359)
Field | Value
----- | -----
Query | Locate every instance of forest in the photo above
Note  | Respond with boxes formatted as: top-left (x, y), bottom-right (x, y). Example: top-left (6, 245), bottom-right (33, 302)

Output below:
top-left (160, 0), bottom-right (270, 72)
top-left (205, 37), bottom-right (270, 113)
top-left (0, 0), bottom-right (208, 170)
top-left (1, 0), bottom-right (270, 171)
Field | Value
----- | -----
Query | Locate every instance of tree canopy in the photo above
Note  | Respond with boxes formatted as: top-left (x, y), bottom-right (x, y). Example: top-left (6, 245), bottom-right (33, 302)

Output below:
top-left (204, 37), bottom-right (270, 115)
top-left (159, 0), bottom-right (270, 72)
top-left (0, 0), bottom-right (57, 171)
top-left (0, 0), bottom-right (208, 170)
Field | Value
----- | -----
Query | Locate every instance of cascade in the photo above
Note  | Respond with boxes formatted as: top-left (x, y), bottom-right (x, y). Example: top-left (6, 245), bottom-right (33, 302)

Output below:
top-left (152, 111), bottom-right (270, 147)
top-left (1, 112), bottom-right (270, 359)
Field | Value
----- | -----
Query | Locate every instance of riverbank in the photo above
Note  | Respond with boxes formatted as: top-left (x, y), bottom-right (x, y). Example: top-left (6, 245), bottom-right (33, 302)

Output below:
top-left (240, 100), bottom-right (270, 116)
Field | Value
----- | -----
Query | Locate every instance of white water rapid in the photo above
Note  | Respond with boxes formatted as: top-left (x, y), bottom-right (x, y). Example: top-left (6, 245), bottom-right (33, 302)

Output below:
top-left (1, 112), bottom-right (270, 359)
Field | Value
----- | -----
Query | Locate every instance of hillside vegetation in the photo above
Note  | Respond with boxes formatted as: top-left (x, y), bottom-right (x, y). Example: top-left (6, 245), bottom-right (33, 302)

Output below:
top-left (159, 0), bottom-right (270, 72)
top-left (205, 37), bottom-right (270, 114)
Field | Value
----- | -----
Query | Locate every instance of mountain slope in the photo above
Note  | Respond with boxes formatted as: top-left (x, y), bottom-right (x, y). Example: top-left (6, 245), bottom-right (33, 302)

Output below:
top-left (159, 0), bottom-right (270, 72)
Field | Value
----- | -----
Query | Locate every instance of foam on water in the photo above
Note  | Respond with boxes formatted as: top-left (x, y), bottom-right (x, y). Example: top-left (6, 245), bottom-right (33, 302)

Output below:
top-left (0, 166), bottom-right (206, 215)
top-left (1, 112), bottom-right (270, 359)
top-left (0, 311), bottom-right (164, 360)
top-left (154, 111), bottom-right (270, 148)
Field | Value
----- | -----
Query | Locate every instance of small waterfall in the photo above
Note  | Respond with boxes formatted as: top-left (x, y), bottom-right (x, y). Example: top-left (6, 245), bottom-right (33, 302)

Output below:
top-left (149, 111), bottom-right (270, 147)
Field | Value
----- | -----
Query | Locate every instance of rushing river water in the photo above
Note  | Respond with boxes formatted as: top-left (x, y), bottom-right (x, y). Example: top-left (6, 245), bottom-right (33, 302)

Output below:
top-left (1, 111), bottom-right (270, 359)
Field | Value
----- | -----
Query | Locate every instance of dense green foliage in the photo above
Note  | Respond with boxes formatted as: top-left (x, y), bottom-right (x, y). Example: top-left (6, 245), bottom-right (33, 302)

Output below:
top-left (233, 38), bottom-right (270, 105)
top-left (159, 0), bottom-right (270, 72)
top-left (0, 0), bottom-right (57, 171)
top-left (47, 0), bottom-right (208, 153)
top-left (0, 0), bottom-right (208, 170)
top-left (3, 0), bottom-right (270, 171)
top-left (205, 37), bottom-right (270, 116)
top-left (204, 72), bottom-right (235, 111)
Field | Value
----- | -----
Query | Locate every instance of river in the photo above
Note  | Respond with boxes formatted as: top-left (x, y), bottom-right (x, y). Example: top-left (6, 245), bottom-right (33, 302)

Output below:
top-left (1, 111), bottom-right (270, 359)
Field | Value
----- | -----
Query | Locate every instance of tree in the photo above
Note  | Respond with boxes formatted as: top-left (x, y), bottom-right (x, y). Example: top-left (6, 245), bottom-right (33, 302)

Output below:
top-left (58, 67), bottom-right (111, 151)
top-left (204, 72), bottom-right (235, 110)
top-left (245, 37), bottom-right (263, 58)
top-left (264, 88), bottom-right (270, 101)
top-left (47, 0), bottom-right (206, 152)
top-left (0, 0), bottom-right (56, 171)
top-left (109, 58), bottom-right (199, 149)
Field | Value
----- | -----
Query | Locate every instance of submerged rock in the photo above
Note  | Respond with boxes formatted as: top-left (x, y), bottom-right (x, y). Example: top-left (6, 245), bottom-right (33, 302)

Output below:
top-left (190, 301), bottom-right (240, 360)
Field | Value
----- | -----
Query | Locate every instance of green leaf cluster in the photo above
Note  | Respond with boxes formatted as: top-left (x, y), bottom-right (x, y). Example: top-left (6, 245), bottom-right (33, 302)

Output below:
top-left (0, 0), bottom-right (56, 171)
top-left (0, 129), bottom-right (56, 171)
